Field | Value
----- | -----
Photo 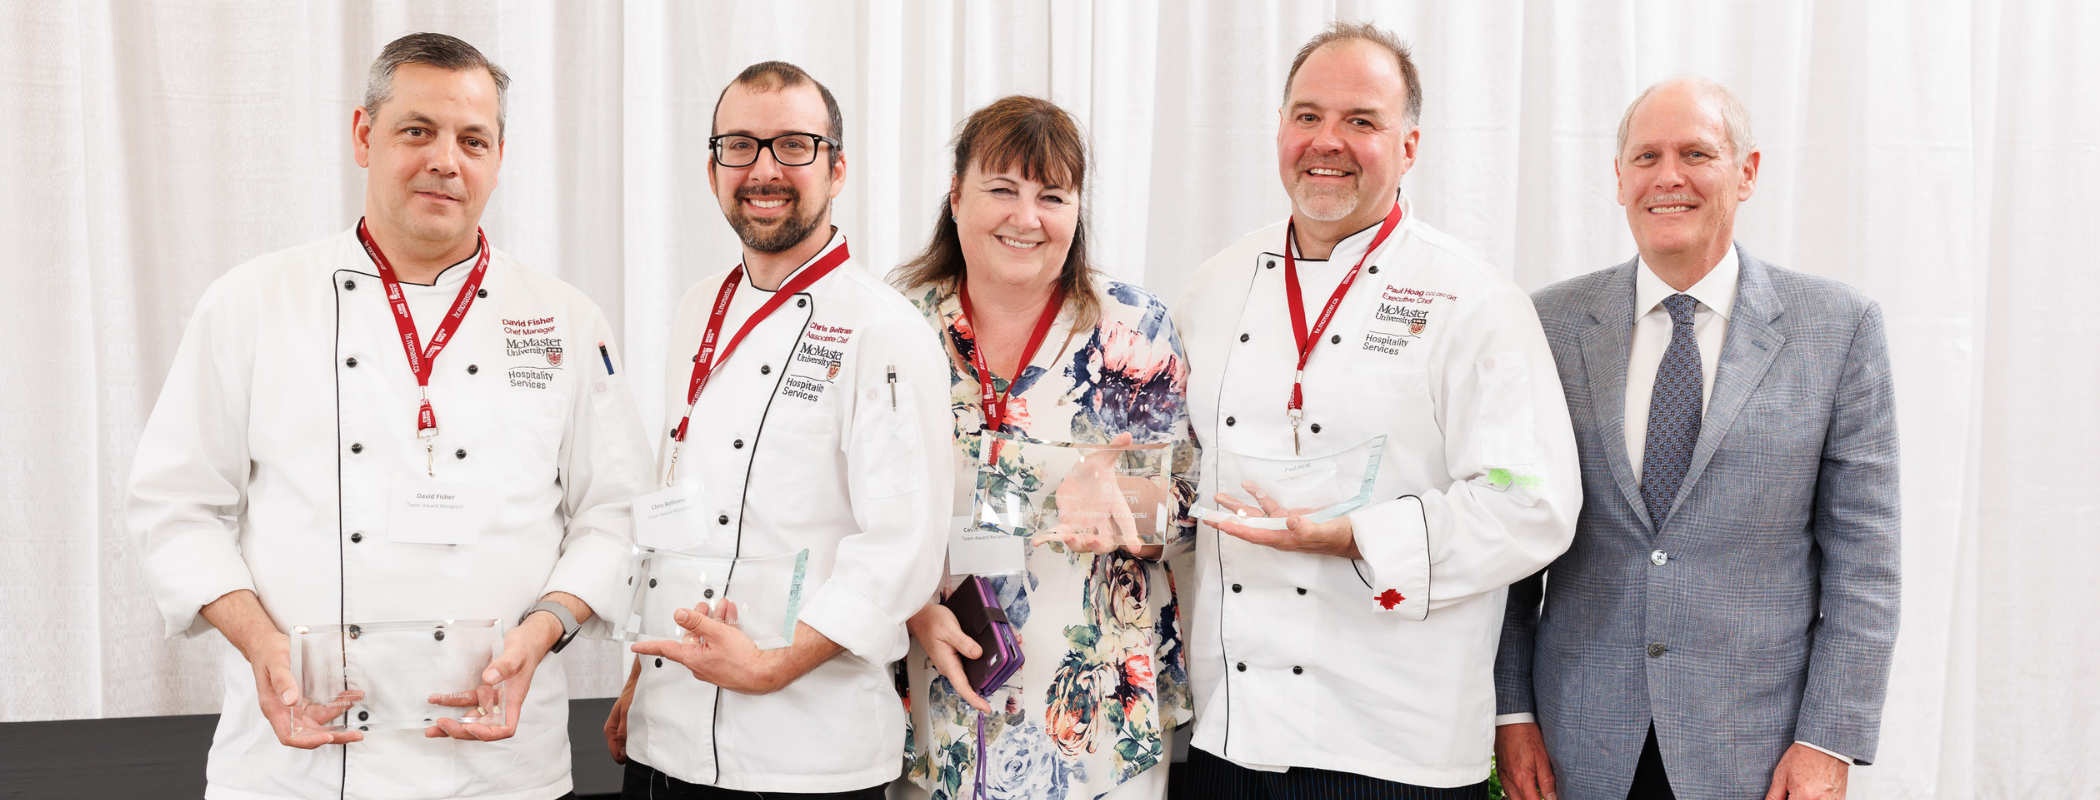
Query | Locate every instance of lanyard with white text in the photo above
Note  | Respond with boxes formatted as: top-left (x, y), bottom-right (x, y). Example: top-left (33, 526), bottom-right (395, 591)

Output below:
top-left (1281, 201), bottom-right (1403, 454)
top-left (956, 280), bottom-right (1066, 464)
top-left (665, 239), bottom-right (852, 484)
top-left (358, 219), bottom-right (491, 476)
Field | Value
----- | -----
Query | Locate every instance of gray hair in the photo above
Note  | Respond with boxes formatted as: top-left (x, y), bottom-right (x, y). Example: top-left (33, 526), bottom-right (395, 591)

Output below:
top-left (1284, 21), bottom-right (1423, 129)
top-left (1615, 76), bottom-right (1755, 163)
top-left (363, 33), bottom-right (511, 137)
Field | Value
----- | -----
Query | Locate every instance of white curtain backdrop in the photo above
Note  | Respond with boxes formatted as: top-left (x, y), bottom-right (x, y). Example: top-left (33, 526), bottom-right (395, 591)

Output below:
top-left (2, 2), bottom-right (2093, 796)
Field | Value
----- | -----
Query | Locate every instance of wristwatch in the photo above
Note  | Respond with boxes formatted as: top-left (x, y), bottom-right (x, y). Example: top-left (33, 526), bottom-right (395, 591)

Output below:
top-left (520, 600), bottom-right (582, 653)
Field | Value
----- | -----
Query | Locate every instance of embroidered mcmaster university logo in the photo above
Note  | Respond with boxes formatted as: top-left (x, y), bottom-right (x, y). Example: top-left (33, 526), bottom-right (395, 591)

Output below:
top-left (1377, 589), bottom-right (1406, 609)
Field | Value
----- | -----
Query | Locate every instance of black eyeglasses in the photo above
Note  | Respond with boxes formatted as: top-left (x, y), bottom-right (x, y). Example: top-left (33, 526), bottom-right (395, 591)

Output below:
top-left (708, 132), bottom-right (839, 168)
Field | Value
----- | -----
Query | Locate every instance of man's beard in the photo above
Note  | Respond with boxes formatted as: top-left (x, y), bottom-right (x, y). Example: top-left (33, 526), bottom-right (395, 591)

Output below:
top-left (1288, 156), bottom-right (1363, 222)
top-left (728, 185), bottom-right (827, 254)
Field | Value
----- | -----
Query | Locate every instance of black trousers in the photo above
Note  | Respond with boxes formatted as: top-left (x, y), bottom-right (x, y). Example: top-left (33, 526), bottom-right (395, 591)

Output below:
top-left (1180, 746), bottom-right (1490, 800)
top-left (1626, 724), bottom-right (1676, 800)
top-left (620, 760), bottom-right (886, 800)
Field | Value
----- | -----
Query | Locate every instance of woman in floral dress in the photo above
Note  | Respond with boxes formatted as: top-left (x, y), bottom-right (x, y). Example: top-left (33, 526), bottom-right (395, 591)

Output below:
top-left (891, 95), bottom-right (1196, 800)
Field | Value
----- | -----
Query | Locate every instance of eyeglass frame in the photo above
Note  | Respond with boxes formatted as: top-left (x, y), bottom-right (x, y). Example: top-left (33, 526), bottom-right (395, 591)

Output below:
top-left (707, 132), bottom-right (841, 168)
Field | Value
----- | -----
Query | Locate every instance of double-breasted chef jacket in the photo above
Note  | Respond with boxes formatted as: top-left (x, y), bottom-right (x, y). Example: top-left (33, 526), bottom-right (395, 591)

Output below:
top-left (626, 231), bottom-right (952, 793)
top-left (1170, 199), bottom-right (1582, 788)
top-left (129, 227), bottom-right (657, 800)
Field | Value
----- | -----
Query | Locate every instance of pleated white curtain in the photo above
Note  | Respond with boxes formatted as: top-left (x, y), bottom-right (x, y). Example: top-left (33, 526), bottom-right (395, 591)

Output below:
top-left (2, 2), bottom-right (2092, 796)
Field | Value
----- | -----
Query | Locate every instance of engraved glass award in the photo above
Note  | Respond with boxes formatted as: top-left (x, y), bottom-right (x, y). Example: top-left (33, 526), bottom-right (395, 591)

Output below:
top-left (1194, 435), bottom-right (1387, 529)
top-left (971, 430), bottom-right (1179, 546)
top-left (287, 618), bottom-right (507, 734)
top-left (612, 548), bottom-right (809, 650)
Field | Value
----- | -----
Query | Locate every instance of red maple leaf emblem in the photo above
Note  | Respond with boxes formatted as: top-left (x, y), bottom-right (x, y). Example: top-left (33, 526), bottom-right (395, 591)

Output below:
top-left (1376, 589), bottom-right (1406, 609)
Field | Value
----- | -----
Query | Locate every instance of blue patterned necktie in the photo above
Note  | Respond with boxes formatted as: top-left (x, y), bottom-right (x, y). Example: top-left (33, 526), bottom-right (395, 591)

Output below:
top-left (1641, 294), bottom-right (1703, 528)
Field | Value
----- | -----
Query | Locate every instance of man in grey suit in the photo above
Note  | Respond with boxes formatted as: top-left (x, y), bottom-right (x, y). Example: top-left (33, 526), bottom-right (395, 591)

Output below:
top-left (1492, 78), bottom-right (1900, 800)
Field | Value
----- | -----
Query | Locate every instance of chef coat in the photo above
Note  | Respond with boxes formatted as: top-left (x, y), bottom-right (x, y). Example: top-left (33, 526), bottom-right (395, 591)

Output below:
top-left (625, 232), bottom-right (952, 793)
top-left (1170, 201), bottom-right (1580, 787)
top-left (129, 227), bottom-right (656, 800)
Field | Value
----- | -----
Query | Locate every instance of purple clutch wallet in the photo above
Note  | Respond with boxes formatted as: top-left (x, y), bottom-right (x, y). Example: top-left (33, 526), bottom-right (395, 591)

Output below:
top-left (942, 575), bottom-right (1023, 695)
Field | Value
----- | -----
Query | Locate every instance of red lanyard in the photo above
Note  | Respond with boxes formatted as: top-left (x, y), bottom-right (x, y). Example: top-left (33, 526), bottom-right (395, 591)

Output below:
top-left (357, 219), bottom-right (490, 448)
top-left (671, 239), bottom-right (852, 445)
top-left (957, 280), bottom-right (1066, 462)
top-left (1281, 201), bottom-right (1403, 452)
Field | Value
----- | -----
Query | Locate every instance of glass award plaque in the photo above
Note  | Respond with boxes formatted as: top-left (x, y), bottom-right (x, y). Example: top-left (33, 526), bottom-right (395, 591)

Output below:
top-left (971, 430), bottom-right (1178, 546)
top-left (613, 548), bottom-right (809, 650)
top-left (287, 618), bottom-right (507, 734)
top-left (1195, 435), bottom-right (1387, 530)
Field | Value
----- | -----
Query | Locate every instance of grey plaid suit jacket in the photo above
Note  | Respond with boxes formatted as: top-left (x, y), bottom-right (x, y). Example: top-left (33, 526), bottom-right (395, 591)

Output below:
top-left (1495, 247), bottom-right (1900, 800)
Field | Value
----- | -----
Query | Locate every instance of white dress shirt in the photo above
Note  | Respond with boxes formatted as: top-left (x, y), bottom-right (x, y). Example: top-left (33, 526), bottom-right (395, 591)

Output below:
top-left (1493, 243), bottom-right (1852, 765)
top-left (1174, 202), bottom-right (1581, 787)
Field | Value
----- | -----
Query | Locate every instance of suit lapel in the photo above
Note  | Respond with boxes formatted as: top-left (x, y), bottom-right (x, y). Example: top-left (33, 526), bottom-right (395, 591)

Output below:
top-left (1667, 245), bottom-right (1786, 523)
top-left (1577, 260), bottom-right (1653, 534)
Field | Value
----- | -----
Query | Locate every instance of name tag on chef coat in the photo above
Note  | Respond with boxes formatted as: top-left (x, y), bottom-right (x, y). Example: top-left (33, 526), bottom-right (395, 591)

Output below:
top-left (949, 514), bottom-right (1026, 577)
top-left (388, 477), bottom-right (488, 545)
top-left (633, 481), bottom-right (711, 551)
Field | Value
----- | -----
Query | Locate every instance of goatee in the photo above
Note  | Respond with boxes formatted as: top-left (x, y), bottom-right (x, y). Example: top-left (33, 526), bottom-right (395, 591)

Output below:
top-left (729, 186), bottom-right (826, 254)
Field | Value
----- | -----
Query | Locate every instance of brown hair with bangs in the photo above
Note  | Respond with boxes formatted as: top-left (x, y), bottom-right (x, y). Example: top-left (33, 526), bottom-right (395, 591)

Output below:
top-left (893, 95), bottom-right (1100, 333)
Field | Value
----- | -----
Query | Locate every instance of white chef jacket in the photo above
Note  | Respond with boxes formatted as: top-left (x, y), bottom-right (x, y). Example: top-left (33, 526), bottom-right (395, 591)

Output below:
top-left (625, 232), bottom-right (952, 793)
top-left (129, 227), bottom-right (656, 800)
top-left (1170, 201), bottom-right (1581, 787)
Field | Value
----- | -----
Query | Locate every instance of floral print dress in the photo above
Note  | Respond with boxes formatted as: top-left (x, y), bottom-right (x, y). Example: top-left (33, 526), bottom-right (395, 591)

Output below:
top-left (902, 280), bottom-right (1197, 800)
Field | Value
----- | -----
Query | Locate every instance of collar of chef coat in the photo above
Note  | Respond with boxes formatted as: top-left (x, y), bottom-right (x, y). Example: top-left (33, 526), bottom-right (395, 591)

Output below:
top-left (740, 227), bottom-right (845, 292)
top-left (352, 228), bottom-right (482, 288)
top-left (1285, 195), bottom-right (1412, 268)
top-left (1634, 243), bottom-right (1739, 322)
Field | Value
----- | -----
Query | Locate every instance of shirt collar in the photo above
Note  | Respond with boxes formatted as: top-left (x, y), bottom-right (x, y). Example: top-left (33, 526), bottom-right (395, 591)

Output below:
top-left (1289, 195), bottom-right (1409, 267)
top-left (1635, 243), bottom-right (1738, 321)
top-left (744, 227), bottom-right (846, 293)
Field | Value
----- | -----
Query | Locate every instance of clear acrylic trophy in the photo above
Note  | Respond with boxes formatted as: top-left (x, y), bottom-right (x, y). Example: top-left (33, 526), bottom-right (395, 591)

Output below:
top-left (612, 548), bottom-right (809, 650)
top-left (971, 430), bottom-right (1179, 546)
top-left (1195, 435), bottom-right (1388, 529)
top-left (287, 618), bottom-right (507, 734)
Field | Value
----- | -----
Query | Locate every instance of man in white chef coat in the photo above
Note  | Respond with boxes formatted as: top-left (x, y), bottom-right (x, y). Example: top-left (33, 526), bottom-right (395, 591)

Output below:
top-left (1170, 23), bottom-right (1582, 797)
top-left (602, 61), bottom-right (951, 799)
top-left (128, 33), bottom-right (654, 800)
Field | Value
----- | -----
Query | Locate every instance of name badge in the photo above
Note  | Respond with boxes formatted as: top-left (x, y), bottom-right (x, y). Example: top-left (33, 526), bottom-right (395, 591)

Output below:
top-left (948, 514), bottom-right (1026, 577)
top-left (388, 478), bottom-right (486, 545)
top-left (634, 481), bottom-right (710, 551)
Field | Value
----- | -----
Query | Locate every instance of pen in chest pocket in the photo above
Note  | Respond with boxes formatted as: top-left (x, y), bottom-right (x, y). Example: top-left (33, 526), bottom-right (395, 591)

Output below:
top-left (887, 365), bottom-right (897, 409)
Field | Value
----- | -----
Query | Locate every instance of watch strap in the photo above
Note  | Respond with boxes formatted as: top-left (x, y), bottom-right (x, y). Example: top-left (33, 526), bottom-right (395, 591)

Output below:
top-left (522, 600), bottom-right (581, 653)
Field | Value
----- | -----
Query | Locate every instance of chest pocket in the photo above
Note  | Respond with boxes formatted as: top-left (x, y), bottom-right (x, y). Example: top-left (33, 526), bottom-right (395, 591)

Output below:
top-left (499, 386), bottom-right (567, 464)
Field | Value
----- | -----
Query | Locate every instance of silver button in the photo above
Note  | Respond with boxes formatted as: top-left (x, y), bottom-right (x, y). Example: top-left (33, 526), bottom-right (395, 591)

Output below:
top-left (1647, 642), bottom-right (1668, 658)
top-left (1650, 550), bottom-right (1668, 566)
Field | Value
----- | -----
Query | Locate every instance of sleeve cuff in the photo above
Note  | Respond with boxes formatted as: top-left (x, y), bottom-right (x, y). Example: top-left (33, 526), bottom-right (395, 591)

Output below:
top-left (1797, 740), bottom-right (1855, 765)
top-left (1496, 713), bottom-right (1537, 726)
top-left (1347, 495), bottom-right (1429, 618)
top-left (144, 527), bottom-right (257, 639)
top-left (798, 580), bottom-right (907, 664)
top-left (540, 530), bottom-right (632, 640)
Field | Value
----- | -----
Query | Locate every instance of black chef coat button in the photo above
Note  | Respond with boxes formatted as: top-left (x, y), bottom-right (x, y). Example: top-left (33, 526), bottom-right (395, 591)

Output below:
top-left (343, 279), bottom-right (356, 291)
top-left (1368, 265), bottom-right (1379, 274)
top-left (344, 357), bottom-right (358, 368)
top-left (467, 364), bottom-right (478, 375)
top-left (796, 298), bottom-right (807, 308)
top-left (704, 589), bottom-right (715, 599)
top-left (718, 514), bottom-right (729, 525)
top-left (350, 443), bottom-right (363, 454)
top-left (733, 439), bottom-right (744, 449)
top-left (433, 630), bottom-right (445, 642)
top-left (1236, 662), bottom-right (1247, 672)
top-left (455, 449), bottom-right (466, 459)
top-left (1292, 666), bottom-right (1303, 675)
top-left (1329, 334), bottom-right (1341, 344)
top-left (648, 578), bottom-right (657, 588)
top-left (654, 658), bottom-right (663, 668)
top-left (1225, 416), bottom-right (1236, 426)
top-left (476, 288), bottom-right (487, 298)
top-left (761, 364), bottom-right (771, 375)
top-left (692, 353), bottom-right (698, 362)
top-left (357, 711), bottom-right (368, 721)
top-left (1296, 587), bottom-right (1307, 595)
top-left (1266, 260), bottom-right (1275, 269)
top-left (1310, 423), bottom-right (1322, 433)
top-left (1232, 584), bottom-right (1242, 593)
top-left (349, 532), bottom-right (363, 543)
top-left (1239, 333), bottom-right (1249, 343)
